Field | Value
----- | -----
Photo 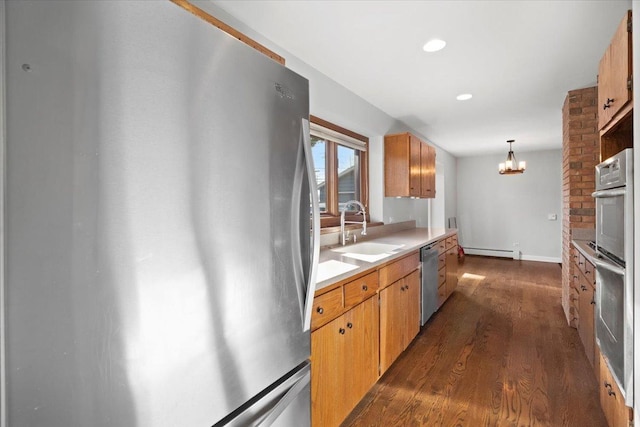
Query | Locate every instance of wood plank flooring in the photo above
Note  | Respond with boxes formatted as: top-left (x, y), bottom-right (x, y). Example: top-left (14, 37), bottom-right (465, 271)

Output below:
top-left (342, 256), bottom-right (607, 427)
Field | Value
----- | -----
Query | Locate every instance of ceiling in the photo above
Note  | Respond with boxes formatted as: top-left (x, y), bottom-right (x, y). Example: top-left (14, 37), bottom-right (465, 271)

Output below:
top-left (210, 1), bottom-right (631, 157)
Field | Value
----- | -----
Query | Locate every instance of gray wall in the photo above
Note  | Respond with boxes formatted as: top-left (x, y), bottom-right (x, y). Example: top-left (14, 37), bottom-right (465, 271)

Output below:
top-left (193, 1), bottom-right (458, 226)
top-left (456, 149), bottom-right (562, 262)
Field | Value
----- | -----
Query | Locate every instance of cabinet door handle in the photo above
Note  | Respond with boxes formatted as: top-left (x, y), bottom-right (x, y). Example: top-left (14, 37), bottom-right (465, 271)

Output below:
top-left (581, 285), bottom-right (587, 291)
top-left (338, 328), bottom-right (345, 335)
top-left (316, 306), bottom-right (324, 314)
top-left (591, 300), bottom-right (596, 305)
top-left (604, 381), bottom-right (612, 389)
top-left (347, 322), bottom-right (353, 329)
top-left (608, 389), bottom-right (616, 397)
top-left (362, 285), bottom-right (368, 291)
top-left (405, 285), bottom-right (409, 290)
top-left (586, 270), bottom-right (591, 275)
top-left (603, 98), bottom-right (615, 110)
top-left (573, 275), bottom-right (578, 279)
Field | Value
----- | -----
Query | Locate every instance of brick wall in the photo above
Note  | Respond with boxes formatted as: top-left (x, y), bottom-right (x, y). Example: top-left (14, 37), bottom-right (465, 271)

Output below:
top-left (561, 87), bottom-right (598, 327)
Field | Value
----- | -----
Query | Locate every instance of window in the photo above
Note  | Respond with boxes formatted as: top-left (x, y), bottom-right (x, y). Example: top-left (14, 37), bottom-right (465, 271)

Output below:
top-left (310, 116), bottom-right (369, 228)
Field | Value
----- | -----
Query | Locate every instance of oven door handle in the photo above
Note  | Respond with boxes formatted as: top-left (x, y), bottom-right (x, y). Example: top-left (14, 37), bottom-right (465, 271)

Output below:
top-left (592, 189), bottom-right (626, 198)
top-left (593, 257), bottom-right (626, 276)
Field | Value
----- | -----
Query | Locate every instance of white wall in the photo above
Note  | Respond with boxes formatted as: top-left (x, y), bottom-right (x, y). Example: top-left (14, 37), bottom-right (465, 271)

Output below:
top-left (456, 149), bottom-right (562, 262)
top-left (632, 0), bottom-right (639, 417)
top-left (193, 1), bottom-right (458, 226)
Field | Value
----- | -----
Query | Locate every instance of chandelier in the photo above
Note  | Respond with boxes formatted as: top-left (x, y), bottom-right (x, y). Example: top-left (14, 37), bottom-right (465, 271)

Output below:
top-left (498, 139), bottom-right (526, 175)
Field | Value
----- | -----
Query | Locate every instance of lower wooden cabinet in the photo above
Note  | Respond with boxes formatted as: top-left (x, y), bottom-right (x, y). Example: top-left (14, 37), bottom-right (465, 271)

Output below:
top-left (445, 246), bottom-right (458, 297)
top-left (571, 246), bottom-right (598, 373)
top-left (311, 296), bottom-right (379, 427)
top-left (599, 352), bottom-right (633, 427)
top-left (436, 234), bottom-right (458, 307)
top-left (577, 274), bottom-right (596, 367)
top-left (379, 268), bottom-right (420, 374)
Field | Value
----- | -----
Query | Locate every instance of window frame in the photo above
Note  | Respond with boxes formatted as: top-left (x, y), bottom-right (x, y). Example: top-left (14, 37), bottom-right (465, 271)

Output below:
top-left (310, 115), bottom-right (369, 229)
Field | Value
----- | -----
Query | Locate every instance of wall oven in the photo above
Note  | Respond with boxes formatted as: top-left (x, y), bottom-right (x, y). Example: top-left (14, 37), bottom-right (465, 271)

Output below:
top-left (592, 148), bottom-right (634, 406)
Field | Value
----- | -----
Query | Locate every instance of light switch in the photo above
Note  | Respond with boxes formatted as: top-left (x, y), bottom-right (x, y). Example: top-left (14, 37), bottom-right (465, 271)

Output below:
top-left (548, 213), bottom-right (557, 221)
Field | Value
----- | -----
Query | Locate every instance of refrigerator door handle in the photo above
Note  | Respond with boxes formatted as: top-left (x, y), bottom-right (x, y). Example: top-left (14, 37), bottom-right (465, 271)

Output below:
top-left (301, 118), bottom-right (320, 331)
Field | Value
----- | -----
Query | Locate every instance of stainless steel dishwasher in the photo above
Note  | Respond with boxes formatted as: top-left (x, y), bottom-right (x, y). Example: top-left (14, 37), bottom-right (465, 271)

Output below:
top-left (420, 243), bottom-right (439, 325)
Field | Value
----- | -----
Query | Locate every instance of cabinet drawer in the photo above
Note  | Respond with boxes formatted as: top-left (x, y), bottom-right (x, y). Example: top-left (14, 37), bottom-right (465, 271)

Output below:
top-left (577, 252), bottom-right (587, 275)
top-left (584, 259), bottom-right (595, 285)
top-left (437, 283), bottom-right (447, 307)
top-left (438, 253), bottom-right (446, 270)
top-left (379, 252), bottom-right (420, 289)
top-left (312, 287), bottom-right (343, 330)
top-left (438, 267), bottom-right (446, 287)
top-left (445, 237), bottom-right (454, 249)
top-left (451, 234), bottom-right (458, 247)
top-left (438, 239), bottom-right (447, 254)
top-left (344, 272), bottom-right (378, 308)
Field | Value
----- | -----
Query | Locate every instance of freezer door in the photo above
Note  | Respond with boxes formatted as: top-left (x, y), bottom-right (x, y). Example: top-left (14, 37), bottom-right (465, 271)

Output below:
top-left (5, 1), bottom-right (312, 426)
top-left (214, 362), bottom-right (310, 427)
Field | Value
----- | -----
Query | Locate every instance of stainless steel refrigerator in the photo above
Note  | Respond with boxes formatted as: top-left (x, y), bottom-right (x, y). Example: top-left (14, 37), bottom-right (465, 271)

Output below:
top-left (4, 1), bottom-right (319, 425)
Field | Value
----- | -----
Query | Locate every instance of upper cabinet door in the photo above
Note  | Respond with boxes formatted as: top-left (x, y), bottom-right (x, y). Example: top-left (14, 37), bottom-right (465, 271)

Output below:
top-left (409, 134), bottom-right (421, 197)
top-left (384, 132), bottom-right (436, 198)
top-left (420, 142), bottom-right (436, 198)
top-left (598, 10), bottom-right (632, 131)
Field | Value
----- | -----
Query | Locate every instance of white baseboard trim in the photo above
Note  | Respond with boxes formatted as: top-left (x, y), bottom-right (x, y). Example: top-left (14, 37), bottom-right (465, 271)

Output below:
top-left (520, 254), bottom-right (562, 263)
top-left (463, 248), bottom-right (561, 264)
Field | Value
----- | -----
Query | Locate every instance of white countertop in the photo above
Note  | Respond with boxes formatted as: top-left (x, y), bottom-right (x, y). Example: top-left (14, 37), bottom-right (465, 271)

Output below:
top-left (315, 227), bottom-right (457, 293)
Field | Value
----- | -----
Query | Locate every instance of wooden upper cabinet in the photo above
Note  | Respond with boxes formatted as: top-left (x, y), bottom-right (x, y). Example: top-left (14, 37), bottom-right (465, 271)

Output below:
top-left (598, 10), bottom-right (632, 131)
top-left (420, 142), bottom-right (436, 198)
top-left (384, 132), bottom-right (436, 198)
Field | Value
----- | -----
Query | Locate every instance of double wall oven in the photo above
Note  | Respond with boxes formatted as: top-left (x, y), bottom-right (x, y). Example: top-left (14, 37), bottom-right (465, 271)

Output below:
top-left (592, 148), bottom-right (634, 406)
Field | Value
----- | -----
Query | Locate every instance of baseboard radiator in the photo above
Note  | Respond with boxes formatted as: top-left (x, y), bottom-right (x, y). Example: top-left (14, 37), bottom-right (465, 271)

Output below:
top-left (462, 247), bottom-right (521, 260)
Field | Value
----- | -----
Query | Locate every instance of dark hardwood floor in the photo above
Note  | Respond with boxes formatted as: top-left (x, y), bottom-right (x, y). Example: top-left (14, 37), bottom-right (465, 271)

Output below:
top-left (342, 255), bottom-right (607, 427)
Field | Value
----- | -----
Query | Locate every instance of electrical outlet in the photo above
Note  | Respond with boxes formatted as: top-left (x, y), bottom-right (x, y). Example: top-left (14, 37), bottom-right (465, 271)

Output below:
top-left (548, 213), bottom-right (557, 221)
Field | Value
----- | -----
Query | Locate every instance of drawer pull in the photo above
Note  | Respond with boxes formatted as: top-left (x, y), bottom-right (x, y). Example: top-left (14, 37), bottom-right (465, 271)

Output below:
top-left (362, 285), bottom-right (368, 291)
top-left (604, 381), bottom-right (612, 389)
top-left (581, 285), bottom-right (587, 291)
top-left (603, 98), bottom-right (615, 110)
top-left (338, 328), bottom-right (345, 335)
top-left (608, 389), bottom-right (616, 397)
top-left (591, 300), bottom-right (596, 305)
top-left (347, 322), bottom-right (353, 329)
top-left (316, 307), bottom-right (324, 314)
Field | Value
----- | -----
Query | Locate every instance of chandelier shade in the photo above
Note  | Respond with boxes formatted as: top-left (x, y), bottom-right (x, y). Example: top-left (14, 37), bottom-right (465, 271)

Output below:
top-left (498, 140), bottom-right (526, 175)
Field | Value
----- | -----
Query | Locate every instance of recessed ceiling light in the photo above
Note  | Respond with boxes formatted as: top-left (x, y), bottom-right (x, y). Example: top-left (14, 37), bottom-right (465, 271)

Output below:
top-left (456, 93), bottom-right (473, 101)
top-left (422, 39), bottom-right (446, 52)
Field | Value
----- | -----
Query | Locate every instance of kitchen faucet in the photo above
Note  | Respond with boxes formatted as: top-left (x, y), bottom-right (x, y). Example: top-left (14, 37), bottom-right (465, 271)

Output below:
top-left (340, 200), bottom-right (367, 246)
